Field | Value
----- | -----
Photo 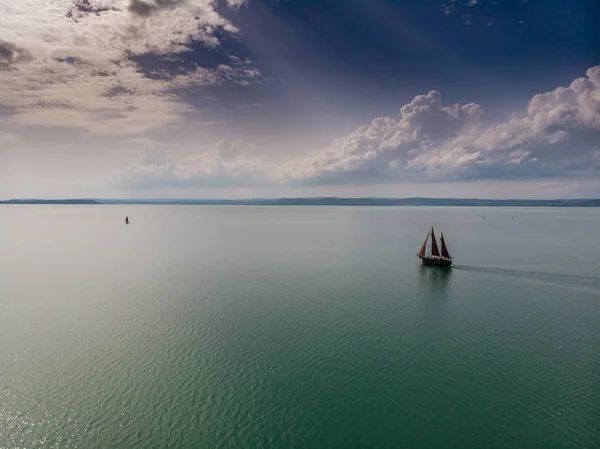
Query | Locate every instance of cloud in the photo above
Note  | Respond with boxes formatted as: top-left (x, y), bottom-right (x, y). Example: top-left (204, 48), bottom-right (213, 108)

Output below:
top-left (279, 66), bottom-right (600, 186)
top-left (169, 64), bottom-right (262, 90)
top-left (0, 0), bottom-right (256, 134)
top-left (67, 0), bottom-right (120, 19)
top-left (0, 39), bottom-right (33, 69)
top-left (117, 66), bottom-right (600, 191)
top-left (1, 57), bottom-right (191, 134)
top-left (125, 139), bottom-right (269, 188)
top-left (128, 0), bottom-right (187, 17)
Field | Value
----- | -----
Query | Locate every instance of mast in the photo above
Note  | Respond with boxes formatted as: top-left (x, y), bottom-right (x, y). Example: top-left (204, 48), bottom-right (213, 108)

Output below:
top-left (440, 233), bottom-right (451, 259)
top-left (430, 226), bottom-right (440, 257)
top-left (419, 230), bottom-right (430, 257)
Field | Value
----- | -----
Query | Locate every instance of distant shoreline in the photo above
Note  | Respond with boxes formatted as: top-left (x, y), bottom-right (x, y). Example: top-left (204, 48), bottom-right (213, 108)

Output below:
top-left (1, 198), bottom-right (599, 207)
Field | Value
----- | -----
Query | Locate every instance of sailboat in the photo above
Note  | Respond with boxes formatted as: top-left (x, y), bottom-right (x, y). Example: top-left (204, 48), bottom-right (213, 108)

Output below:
top-left (418, 226), bottom-right (452, 266)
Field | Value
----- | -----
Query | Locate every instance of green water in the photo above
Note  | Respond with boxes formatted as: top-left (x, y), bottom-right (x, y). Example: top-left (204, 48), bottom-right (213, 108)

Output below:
top-left (1, 206), bottom-right (599, 448)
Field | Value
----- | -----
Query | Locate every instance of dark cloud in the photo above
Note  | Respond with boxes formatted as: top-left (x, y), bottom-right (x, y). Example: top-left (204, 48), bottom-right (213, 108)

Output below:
top-left (66, 0), bottom-right (120, 22)
top-left (128, 0), bottom-right (188, 17)
top-left (0, 40), bottom-right (32, 70)
top-left (102, 86), bottom-right (137, 97)
top-left (54, 56), bottom-right (87, 65)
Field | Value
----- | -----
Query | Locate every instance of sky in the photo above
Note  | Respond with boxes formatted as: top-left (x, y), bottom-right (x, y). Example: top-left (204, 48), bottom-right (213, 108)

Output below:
top-left (0, 0), bottom-right (599, 199)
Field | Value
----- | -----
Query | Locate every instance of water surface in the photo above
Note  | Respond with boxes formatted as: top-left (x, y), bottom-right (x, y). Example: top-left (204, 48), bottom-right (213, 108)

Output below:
top-left (1, 206), bottom-right (599, 448)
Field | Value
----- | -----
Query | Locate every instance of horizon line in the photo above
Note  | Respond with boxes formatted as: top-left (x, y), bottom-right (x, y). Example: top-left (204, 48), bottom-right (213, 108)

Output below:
top-left (2, 197), bottom-right (599, 202)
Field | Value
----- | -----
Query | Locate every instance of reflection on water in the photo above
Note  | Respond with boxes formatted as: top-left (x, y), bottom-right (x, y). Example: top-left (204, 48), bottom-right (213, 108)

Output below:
top-left (418, 264), bottom-right (452, 291)
top-left (417, 264), bottom-right (452, 323)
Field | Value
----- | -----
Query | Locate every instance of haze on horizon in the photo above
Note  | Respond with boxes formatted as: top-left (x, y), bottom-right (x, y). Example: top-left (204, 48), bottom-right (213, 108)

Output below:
top-left (1, 0), bottom-right (599, 200)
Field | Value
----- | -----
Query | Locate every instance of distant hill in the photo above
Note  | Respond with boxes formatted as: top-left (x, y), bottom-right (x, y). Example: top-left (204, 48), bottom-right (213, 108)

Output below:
top-left (3, 198), bottom-right (599, 207)
top-left (0, 199), bottom-right (100, 205)
top-left (99, 197), bottom-right (600, 207)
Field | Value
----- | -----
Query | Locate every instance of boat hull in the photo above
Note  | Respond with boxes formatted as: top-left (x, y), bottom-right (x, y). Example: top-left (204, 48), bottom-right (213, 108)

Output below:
top-left (419, 255), bottom-right (452, 267)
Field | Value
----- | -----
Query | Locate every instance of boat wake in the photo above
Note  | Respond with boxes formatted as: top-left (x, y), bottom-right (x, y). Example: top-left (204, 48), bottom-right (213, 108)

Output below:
top-left (452, 265), bottom-right (600, 295)
top-left (453, 265), bottom-right (600, 281)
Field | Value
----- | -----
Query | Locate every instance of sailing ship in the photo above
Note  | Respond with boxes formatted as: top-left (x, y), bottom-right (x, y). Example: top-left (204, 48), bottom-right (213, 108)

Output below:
top-left (418, 226), bottom-right (452, 266)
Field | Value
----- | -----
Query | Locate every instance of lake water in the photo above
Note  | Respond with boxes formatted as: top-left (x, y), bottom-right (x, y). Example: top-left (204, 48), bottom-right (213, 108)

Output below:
top-left (1, 205), bottom-right (599, 448)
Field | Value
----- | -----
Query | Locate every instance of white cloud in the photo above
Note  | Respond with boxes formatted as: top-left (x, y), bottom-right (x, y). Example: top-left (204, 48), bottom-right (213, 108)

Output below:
top-left (279, 66), bottom-right (600, 185)
top-left (29, 65), bottom-right (599, 194)
top-left (125, 139), bottom-right (269, 188)
top-left (0, 0), bottom-right (255, 134)
top-left (117, 66), bottom-right (600, 191)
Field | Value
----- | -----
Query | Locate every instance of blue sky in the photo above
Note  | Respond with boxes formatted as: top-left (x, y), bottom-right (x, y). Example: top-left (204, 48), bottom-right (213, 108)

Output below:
top-left (0, 0), bottom-right (599, 198)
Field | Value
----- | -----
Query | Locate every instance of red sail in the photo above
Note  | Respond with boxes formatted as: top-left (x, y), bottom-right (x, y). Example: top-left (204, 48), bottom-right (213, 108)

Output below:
top-left (430, 227), bottom-right (440, 257)
top-left (440, 233), bottom-right (451, 259)
top-left (419, 230), bottom-right (430, 257)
